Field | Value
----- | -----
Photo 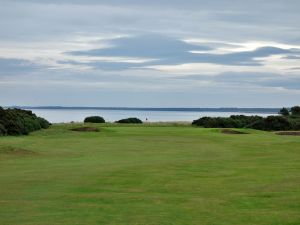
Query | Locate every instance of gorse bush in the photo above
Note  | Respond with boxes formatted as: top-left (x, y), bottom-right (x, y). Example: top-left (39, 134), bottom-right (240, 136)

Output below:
top-left (291, 106), bottom-right (300, 116)
top-left (0, 123), bottom-right (7, 136)
top-left (0, 107), bottom-right (50, 136)
top-left (192, 115), bottom-right (296, 131)
top-left (192, 115), bottom-right (264, 129)
top-left (278, 106), bottom-right (300, 117)
top-left (84, 116), bottom-right (105, 123)
top-left (116, 117), bottom-right (143, 124)
top-left (279, 107), bottom-right (290, 116)
top-left (38, 117), bottom-right (51, 129)
top-left (263, 116), bottom-right (291, 131)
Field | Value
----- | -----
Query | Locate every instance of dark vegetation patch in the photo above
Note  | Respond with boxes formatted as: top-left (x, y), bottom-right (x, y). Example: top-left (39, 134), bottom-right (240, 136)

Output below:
top-left (116, 117), bottom-right (143, 124)
top-left (0, 107), bottom-right (50, 136)
top-left (0, 146), bottom-right (37, 156)
top-left (84, 116), bottom-right (105, 123)
top-left (192, 113), bottom-right (300, 131)
top-left (221, 129), bottom-right (248, 134)
top-left (71, 127), bottom-right (100, 132)
top-left (274, 131), bottom-right (300, 136)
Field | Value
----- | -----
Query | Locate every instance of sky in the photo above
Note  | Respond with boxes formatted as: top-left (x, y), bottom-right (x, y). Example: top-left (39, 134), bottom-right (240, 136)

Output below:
top-left (0, 0), bottom-right (300, 107)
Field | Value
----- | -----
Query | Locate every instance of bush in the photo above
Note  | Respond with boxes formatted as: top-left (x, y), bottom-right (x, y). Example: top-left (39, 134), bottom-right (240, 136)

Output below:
top-left (4, 119), bottom-right (26, 135)
top-left (0, 107), bottom-right (5, 117)
top-left (192, 115), bottom-right (292, 131)
top-left (279, 107), bottom-right (289, 116)
top-left (291, 106), bottom-right (300, 116)
top-left (23, 117), bottom-right (40, 133)
top-left (37, 117), bottom-right (51, 129)
top-left (84, 116), bottom-right (105, 123)
top-left (247, 119), bottom-right (265, 130)
top-left (292, 121), bottom-right (300, 130)
top-left (192, 115), bottom-right (264, 129)
top-left (116, 117), bottom-right (143, 124)
top-left (0, 123), bottom-right (7, 136)
top-left (0, 107), bottom-right (50, 136)
top-left (263, 116), bottom-right (291, 131)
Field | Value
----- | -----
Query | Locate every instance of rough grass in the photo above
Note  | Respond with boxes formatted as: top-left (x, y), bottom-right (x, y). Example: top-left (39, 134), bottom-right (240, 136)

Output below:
top-left (0, 123), bottom-right (300, 225)
top-left (275, 131), bottom-right (300, 136)
top-left (70, 126), bottom-right (100, 132)
top-left (220, 129), bottom-right (249, 134)
top-left (0, 146), bottom-right (37, 156)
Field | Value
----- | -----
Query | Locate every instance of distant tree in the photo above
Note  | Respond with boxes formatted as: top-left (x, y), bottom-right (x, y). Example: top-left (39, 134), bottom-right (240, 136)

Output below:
top-left (279, 107), bottom-right (289, 116)
top-left (84, 116), bottom-right (105, 123)
top-left (291, 106), bottom-right (300, 116)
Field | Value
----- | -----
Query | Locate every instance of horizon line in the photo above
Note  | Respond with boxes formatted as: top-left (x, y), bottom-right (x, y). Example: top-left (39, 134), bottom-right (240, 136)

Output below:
top-left (4, 105), bottom-right (283, 114)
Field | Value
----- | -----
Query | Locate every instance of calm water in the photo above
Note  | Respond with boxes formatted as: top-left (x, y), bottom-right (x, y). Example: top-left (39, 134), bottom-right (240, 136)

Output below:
top-left (29, 109), bottom-right (276, 123)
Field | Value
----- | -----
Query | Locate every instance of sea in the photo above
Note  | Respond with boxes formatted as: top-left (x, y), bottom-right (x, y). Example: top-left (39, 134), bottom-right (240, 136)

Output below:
top-left (20, 107), bottom-right (279, 123)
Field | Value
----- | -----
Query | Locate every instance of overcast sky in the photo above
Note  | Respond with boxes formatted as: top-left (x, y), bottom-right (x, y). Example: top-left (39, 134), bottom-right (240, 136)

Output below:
top-left (0, 0), bottom-right (300, 107)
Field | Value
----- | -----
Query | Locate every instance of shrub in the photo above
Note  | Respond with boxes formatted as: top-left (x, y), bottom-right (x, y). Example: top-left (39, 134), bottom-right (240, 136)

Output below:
top-left (192, 115), bottom-right (264, 129)
top-left (291, 106), bottom-right (300, 116)
top-left (247, 119), bottom-right (265, 130)
top-left (0, 107), bottom-right (50, 136)
top-left (23, 118), bottom-right (38, 133)
top-left (4, 119), bottom-right (26, 135)
top-left (116, 117), bottom-right (143, 124)
top-left (263, 116), bottom-right (291, 131)
top-left (84, 116), bottom-right (105, 123)
top-left (0, 123), bottom-right (7, 136)
top-left (293, 122), bottom-right (300, 130)
top-left (37, 117), bottom-right (51, 129)
top-left (0, 107), bottom-right (5, 117)
top-left (192, 115), bottom-right (292, 131)
top-left (279, 107), bottom-right (289, 116)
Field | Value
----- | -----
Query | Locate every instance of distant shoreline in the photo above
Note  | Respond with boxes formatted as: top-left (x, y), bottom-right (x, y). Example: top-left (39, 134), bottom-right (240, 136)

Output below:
top-left (10, 106), bottom-right (280, 114)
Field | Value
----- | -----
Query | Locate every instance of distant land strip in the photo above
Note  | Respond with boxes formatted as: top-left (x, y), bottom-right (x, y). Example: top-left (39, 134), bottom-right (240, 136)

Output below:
top-left (9, 106), bottom-right (280, 114)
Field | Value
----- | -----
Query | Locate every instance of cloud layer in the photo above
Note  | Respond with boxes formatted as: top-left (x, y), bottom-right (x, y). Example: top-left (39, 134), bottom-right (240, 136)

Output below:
top-left (0, 0), bottom-right (300, 107)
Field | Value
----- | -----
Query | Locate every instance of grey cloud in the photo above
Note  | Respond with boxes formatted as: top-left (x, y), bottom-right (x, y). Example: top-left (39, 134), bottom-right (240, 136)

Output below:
top-left (156, 46), bottom-right (296, 66)
top-left (68, 34), bottom-right (211, 58)
top-left (176, 72), bottom-right (300, 90)
top-left (0, 58), bottom-right (42, 76)
top-left (289, 67), bottom-right (300, 70)
top-left (6, 0), bottom-right (300, 10)
top-left (58, 60), bottom-right (141, 71)
top-left (65, 35), bottom-right (299, 70)
top-left (261, 77), bottom-right (300, 90)
top-left (283, 55), bottom-right (300, 59)
top-left (1, 0), bottom-right (300, 44)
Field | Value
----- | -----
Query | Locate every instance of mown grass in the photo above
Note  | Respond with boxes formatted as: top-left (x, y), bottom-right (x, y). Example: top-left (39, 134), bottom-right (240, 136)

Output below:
top-left (0, 123), bottom-right (300, 225)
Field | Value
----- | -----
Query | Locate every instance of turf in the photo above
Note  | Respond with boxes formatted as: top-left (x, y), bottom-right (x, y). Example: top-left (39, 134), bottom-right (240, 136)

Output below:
top-left (0, 123), bottom-right (300, 225)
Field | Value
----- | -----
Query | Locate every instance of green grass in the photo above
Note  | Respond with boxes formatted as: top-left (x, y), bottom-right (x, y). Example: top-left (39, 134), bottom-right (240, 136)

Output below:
top-left (0, 123), bottom-right (300, 225)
